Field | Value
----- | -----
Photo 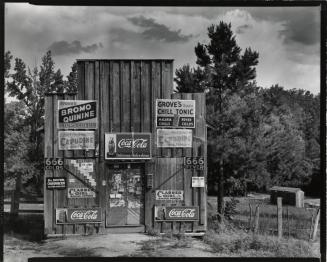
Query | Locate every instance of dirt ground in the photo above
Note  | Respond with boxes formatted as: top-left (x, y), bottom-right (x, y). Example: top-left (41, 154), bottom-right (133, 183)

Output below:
top-left (4, 233), bottom-right (216, 261)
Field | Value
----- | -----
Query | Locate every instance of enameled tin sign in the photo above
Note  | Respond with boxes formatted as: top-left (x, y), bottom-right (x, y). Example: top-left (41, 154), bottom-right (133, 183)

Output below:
top-left (58, 131), bottom-right (95, 150)
top-left (157, 129), bottom-right (192, 148)
top-left (155, 190), bottom-right (184, 200)
top-left (58, 100), bottom-right (97, 129)
top-left (105, 133), bottom-right (151, 159)
top-left (165, 206), bottom-right (199, 221)
top-left (46, 177), bottom-right (66, 190)
top-left (156, 99), bottom-right (195, 128)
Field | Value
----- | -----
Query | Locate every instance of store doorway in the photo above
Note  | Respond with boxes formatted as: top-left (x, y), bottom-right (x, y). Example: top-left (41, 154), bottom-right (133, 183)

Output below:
top-left (106, 163), bottom-right (145, 227)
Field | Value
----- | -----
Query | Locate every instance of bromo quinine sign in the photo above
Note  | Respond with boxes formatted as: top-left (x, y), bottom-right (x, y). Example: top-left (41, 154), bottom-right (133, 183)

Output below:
top-left (58, 100), bottom-right (97, 129)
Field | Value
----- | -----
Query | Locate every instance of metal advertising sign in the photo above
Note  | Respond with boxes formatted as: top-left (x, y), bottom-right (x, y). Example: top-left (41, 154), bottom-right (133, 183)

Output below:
top-left (105, 133), bottom-right (151, 159)
top-left (157, 129), bottom-right (192, 148)
top-left (44, 158), bottom-right (64, 170)
top-left (58, 131), bottom-right (95, 150)
top-left (65, 159), bottom-right (96, 187)
top-left (68, 188), bottom-right (96, 198)
top-left (184, 157), bottom-right (205, 170)
top-left (156, 99), bottom-right (195, 128)
top-left (155, 190), bottom-right (184, 200)
top-left (58, 100), bottom-right (97, 129)
top-left (165, 206), bottom-right (199, 221)
top-left (46, 177), bottom-right (66, 190)
top-left (192, 177), bottom-right (205, 187)
top-left (56, 208), bottom-right (102, 224)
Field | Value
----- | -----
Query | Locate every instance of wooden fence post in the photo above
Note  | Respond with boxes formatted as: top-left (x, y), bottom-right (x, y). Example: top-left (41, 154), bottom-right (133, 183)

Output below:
top-left (277, 197), bottom-right (283, 239)
top-left (310, 208), bottom-right (320, 241)
top-left (254, 205), bottom-right (260, 234)
top-left (10, 174), bottom-right (21, 215)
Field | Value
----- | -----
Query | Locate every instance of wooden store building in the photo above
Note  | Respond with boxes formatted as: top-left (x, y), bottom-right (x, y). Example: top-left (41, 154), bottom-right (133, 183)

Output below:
top-left (44, 59), bottom-right (207, 236)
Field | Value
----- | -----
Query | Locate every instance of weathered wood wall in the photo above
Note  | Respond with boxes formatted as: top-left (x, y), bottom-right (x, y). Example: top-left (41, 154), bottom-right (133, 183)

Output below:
top-left (44, 59), bottom-right (207, 235)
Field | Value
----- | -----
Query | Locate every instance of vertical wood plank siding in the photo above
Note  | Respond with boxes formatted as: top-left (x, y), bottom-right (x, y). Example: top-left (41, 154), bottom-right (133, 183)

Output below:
top-left (44, 59), bottom-right (206, 234)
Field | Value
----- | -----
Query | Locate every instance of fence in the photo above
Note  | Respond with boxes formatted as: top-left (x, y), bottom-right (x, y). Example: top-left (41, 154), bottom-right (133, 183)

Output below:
top-left (231, 196), bottom-right (320, 241)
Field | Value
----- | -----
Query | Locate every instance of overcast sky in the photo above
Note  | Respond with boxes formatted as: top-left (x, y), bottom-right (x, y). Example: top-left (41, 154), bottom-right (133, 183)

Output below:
top-left (5, 4), bottom-right (321, 94)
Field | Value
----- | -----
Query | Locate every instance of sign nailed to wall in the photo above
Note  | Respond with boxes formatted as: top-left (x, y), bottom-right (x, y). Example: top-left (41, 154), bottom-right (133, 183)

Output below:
top-left (165, 206), bottom-right (199, 221)
top-left (105, 133), bottom-right (151, 159)
top-left (56, 208), bottom-right (102, 224)
top-left (155, 190), bottom-right (184, 200)
top-left (58, 100), bottom-right (97, 129)
top-left (157, 129), bottom-right (192, 148)
top-left (44, 158), bottom-right (64, 170)
top-left (156, 99), bottom-right (195, 128)
top-left (59, 131), bottom-right (95, 150)
top-left (46, 177), bottom-right (66, 190)
top-left (68, 188), bottom-right (96, 198)
top-left (184, 157), bottom-right (205, 170)
top-left (192, 177), bottom-right (205, 187)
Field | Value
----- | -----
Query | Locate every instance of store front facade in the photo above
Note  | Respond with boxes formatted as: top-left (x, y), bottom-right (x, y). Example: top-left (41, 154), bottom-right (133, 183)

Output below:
top-left (44, 59), bottom-right (207, 236)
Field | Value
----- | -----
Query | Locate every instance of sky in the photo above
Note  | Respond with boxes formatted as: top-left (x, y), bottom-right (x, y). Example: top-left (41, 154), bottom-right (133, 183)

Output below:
top-left (4, 4), bottom-right (321, 94)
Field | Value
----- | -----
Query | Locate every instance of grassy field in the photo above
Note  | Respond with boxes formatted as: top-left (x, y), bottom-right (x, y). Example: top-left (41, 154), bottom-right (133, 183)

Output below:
top-left (207, 195), bottom-right (320, 240)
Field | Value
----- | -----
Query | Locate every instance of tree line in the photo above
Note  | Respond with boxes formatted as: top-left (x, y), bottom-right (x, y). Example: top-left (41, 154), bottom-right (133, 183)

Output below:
top-left (174, 22), bottom-right (320, 216)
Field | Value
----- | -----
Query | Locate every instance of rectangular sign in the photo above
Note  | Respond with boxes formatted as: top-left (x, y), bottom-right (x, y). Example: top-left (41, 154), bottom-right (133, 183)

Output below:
top-left (46, 177), bottom-right (66, 189)
top-left (155, 190), bottom-right (184, 200)
top-left (68, 188), bottom-right (96, 198)
top-left (157, 129), bottom-right (192, 148)
top-left (156, 99), bottom-right (195, 128)
top-left (58, 100), bottom-right (97, 129)
top-left (105, 133), bottom-right (151, 159)
top-left (184, 157), bottom-right (205, 170)
top-left (192, 177), bottom-right (205, 187)
top-left (44, 158), bottom-right (64, 170)
top-left (56, 208), bottom-right (102, 224)
top-left (165, 206), bottom-right (199, 221)
top-left (58, 131), bottom-right (95, 150)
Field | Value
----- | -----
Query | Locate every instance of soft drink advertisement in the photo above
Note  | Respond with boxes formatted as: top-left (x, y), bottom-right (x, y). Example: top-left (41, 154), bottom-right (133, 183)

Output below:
top-left (156, 99), bottom-right (195, 128)
top-left (165, 206), bottom-right (199, 221)
top-left (67, 208), bottom-right (102, 223)
top-left (105, 133), bottom-right (151, 159)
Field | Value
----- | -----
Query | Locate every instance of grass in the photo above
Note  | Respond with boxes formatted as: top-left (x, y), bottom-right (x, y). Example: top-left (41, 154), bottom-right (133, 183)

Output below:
top-left (207, 196), bottom-right (320, 240)
top-left (204, 215), bottom-right (319, 257)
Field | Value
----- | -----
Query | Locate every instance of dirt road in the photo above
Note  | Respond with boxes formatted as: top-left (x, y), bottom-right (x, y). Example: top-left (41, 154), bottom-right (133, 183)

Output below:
top-left (4, 233), bottom-right (216, 261)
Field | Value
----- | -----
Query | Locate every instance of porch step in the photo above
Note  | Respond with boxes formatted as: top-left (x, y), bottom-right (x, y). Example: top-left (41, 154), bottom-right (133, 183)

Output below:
top-left (104, 225), bottom-right (145, 233)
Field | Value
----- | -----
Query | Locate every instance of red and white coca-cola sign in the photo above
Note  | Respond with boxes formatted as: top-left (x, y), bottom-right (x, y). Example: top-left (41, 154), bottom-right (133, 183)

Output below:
top-left (105, 133), bottom-right (151, 159)
top-left (165, 206), bottom-right (199, 221)
top-left (67, 208), bottom-right (101, 223)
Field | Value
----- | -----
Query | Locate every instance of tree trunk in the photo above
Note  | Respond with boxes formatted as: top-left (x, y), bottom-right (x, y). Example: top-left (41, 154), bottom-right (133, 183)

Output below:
top-left (217, 159), bottom-right (224, 222)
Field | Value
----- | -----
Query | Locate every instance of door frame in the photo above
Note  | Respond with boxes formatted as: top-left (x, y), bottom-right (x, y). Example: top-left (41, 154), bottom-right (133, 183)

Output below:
top-left (105, 162), bottom-right (146, 227)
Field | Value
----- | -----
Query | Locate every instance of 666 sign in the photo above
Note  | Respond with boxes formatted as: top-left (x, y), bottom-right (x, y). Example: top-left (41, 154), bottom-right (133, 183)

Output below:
top-left (45, 158), bottom-right (64, 170)
top-left (184, 157), bottom-right (204, 170)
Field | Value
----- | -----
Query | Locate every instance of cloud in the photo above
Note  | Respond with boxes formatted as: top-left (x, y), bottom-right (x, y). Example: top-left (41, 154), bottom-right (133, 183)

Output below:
top-left (48, 40), bottom-right (102, 56)
top-left (128, 16), bottom-right (193, 42)
top-left (236, 24), bottom-right (252, 34)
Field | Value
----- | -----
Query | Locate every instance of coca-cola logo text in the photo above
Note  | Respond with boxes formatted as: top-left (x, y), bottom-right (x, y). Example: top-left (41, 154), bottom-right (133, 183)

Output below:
top-left (70, 210), bottom-right (98, 220)
top-left (168, 208), bottom-right (196, 218)
top-left (118, 139), bottom-right (148, 149)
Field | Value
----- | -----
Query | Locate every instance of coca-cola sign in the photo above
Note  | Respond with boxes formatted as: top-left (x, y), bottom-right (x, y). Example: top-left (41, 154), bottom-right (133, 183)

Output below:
top-left (66, 208), bottom-right (102, 223)
top-left (105, 133), bottom-right (151, 159)
top-left (165, 206), bottom-right (199, 221)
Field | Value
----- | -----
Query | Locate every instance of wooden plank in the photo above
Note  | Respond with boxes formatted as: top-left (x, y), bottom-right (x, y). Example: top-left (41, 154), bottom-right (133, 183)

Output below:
top-left (142, 61), bottom-right (151, 132)
top-left (160, 62), bottom-right (170, 157)
top-left (52, 94), bottom-right (62, 234)
top-left (144, 162), bottom-right (154, 231)
top-left (277, 197), bottom-right (283, 239)
top-left (151, 61), bottom-right (160, 157)
top-left (171, 93), bottom-right (183, 157)
top-left (44, 95), bottom-right (54, 235)
top-left (99, 61), bottom-right (109, 232)
top-left (112, 61), bottom-right (121, 132)
top-left (132, 61), bottom-right (141, 132)
top-left (75, 62), bottom-right (85, 159)
top-left (122, 61), bottom-right (131, 132)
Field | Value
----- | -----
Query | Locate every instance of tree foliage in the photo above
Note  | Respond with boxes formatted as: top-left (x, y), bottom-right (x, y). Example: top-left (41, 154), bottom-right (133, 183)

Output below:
top-left (174, 21), bottom-right (320, 199)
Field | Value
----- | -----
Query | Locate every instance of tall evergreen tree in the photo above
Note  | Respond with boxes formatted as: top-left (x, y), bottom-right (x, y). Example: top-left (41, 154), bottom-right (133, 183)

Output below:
top-left (175, 22), bottom-right (259, 219)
